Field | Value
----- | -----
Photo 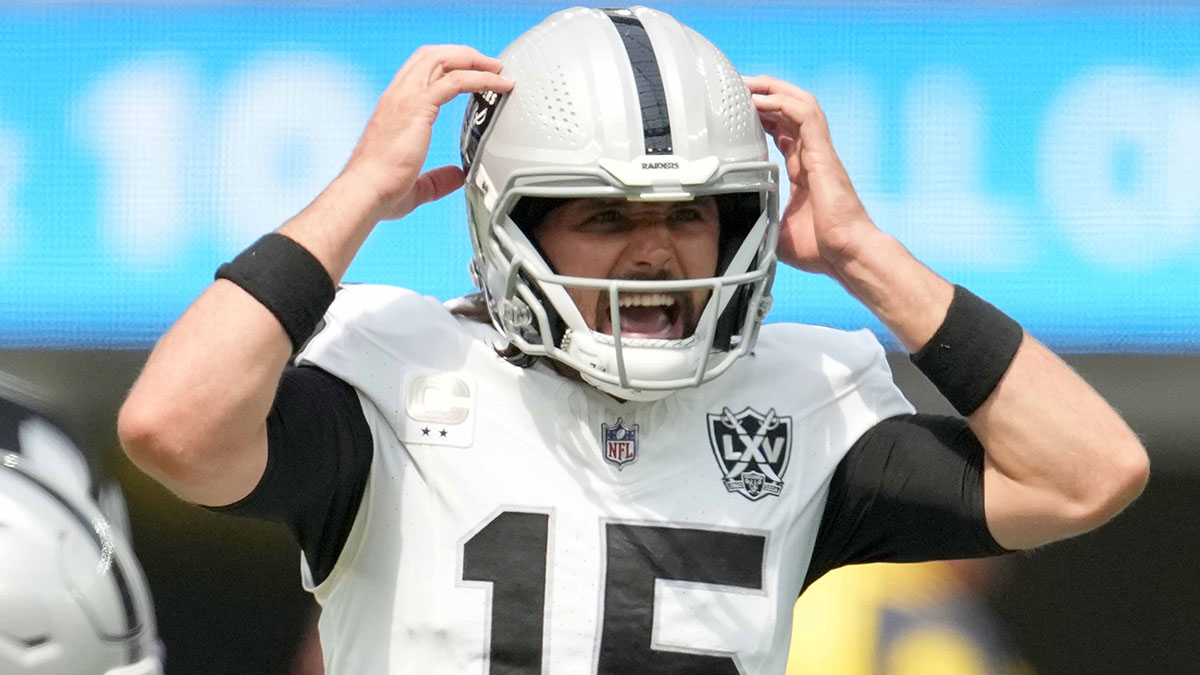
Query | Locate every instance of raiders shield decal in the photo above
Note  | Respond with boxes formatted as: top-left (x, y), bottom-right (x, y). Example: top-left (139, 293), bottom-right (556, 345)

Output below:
top-left (708, 407), bottom-right (792, 501)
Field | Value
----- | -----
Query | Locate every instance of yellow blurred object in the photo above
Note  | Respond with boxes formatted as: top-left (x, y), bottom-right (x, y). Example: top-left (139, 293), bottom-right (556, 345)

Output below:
top-left (885, 630), bottom-right (988, 675)
top-left (786, 561), bottom-right (1032, 675)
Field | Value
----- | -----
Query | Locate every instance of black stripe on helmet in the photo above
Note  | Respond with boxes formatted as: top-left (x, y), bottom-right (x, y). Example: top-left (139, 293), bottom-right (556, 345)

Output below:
top-left (1, 456), bottom-right (144, 663)
top-left (602, 8), bottom-right (673, 155)
top-left (0, 399), bottom-right (22, 457)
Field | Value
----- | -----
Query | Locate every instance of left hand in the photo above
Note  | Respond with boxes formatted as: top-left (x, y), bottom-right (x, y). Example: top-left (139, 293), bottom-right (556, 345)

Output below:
top-left (743, 75), bottom-right (878, 278)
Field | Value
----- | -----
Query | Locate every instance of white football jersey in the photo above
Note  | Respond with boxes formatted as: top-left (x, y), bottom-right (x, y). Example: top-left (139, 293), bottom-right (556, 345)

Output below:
top-left (294, 285), bottom-right (913, 675)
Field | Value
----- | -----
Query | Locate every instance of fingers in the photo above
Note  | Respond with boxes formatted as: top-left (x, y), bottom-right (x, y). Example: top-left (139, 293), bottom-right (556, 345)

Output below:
top-left (391, 45), bottom-right (503, 87)
top-left (743, 74), bottom-right (816, 105)
top-left (350, 45), bottom-right (511, 219)
top-left (374, 45), bottom-right (513, 121)
top-left (427, 70), bottom-right (514, 106)
top-left (410, 165), bottom-right (466, 208)
top-left (744, 75), bottom-right (863, 221)
top-left (406, 44), bottom-right (505, 77)
top-left (381, 165), bottom-right (466, 221)
top-left (393, 45), bottom-right (512, 97)
top-left (745, 85), bottom-right (831, 155)
top-left (755, 109), bottom-right (791, 139)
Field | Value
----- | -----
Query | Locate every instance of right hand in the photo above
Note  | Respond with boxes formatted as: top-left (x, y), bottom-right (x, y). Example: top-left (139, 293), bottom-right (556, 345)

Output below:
top-left (744, 75), bottom-right (876, 279)
top-left (342, 45), bottom-right (514, 222)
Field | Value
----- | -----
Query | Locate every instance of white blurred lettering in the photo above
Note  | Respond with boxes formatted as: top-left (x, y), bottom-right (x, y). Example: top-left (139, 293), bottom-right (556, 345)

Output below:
top-left (217, 53), bottom-right (371, 249)
top-left (1039, 67), bottom-right (1200, 267)
top-left (76, 57), bottom-right (192, 264)
top-left (813, 66), bottom-right (1029, 268)
top-left (876, 67), bottom-right (1031, 267)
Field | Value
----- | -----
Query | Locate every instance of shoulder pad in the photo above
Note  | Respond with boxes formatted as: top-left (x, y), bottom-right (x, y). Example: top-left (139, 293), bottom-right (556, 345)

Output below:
top-left (296, 285), bottom-right (480, 375)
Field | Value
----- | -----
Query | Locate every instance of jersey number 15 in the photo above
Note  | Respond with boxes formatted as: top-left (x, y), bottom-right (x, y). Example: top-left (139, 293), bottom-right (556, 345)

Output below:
top-left (461, 510), bottom-right (767, 675)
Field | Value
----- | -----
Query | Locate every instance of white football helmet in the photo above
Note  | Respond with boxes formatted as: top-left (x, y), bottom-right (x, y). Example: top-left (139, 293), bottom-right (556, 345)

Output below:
top-left (0, 372), bottom-right (130, 535)
top-left (0, 454), bottom-right (163, 675)
top-left (462, 6), bottom-right (779, 400)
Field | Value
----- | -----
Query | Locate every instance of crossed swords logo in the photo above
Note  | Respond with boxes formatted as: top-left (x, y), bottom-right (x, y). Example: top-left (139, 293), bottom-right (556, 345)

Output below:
top-left (708, 406), bottom-right (792, 501)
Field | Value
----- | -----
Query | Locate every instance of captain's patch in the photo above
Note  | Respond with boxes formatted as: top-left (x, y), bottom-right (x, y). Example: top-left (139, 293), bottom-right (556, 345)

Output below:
top-left (401, 369), bottom-right (476, 448)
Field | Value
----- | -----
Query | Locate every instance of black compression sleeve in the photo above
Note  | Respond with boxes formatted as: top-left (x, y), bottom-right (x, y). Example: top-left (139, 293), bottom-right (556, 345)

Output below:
top-left (802, 413), bottom-right (1010, 594)
top-left (205, 366), bottom-right (373, 586)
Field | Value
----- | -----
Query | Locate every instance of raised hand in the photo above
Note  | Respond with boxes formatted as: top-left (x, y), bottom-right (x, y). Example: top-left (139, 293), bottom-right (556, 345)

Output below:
top-left (743, 75), bottom-right (876, 279)
top-left (344, 45), bottom-right (514, 222)
top-left (278, 45), bottom-right (513, 285)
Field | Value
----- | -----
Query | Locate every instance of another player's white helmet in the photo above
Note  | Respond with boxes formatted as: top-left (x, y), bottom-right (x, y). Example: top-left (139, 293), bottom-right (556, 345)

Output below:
top-left (0, 454), bottom-right (162, 675)
top-left (0, 373), bottom-right (131, 535)
top-left (462, 6), bottom-right (779, 400)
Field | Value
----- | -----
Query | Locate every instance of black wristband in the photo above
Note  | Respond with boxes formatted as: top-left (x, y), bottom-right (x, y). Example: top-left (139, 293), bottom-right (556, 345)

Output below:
top-left (215, 233), bottom-right (336, 353)
top-left (910, 285), bottom-right (1023, 417)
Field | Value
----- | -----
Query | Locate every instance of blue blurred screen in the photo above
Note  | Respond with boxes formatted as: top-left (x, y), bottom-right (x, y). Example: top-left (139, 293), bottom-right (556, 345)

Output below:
top-left (1, 2), bottom-right (1197, 350)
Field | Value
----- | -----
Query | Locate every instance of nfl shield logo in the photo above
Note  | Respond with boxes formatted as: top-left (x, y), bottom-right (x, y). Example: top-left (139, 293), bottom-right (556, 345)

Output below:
top-left (707, 407), bottom-right (792, 501)
top-left (601, 417), bottom-right (639, 469)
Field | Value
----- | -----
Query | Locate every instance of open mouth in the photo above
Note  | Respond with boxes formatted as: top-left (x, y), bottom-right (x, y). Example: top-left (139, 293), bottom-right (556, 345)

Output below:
top-left (596, 292), bottom-right (690, 340)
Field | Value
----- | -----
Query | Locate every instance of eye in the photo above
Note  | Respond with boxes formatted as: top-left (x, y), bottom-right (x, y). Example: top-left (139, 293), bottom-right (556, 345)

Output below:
top-left (578, 209), bottom-right (630, 232)
top-left (591, 209), bottom-right (622, 222)
top-left (669, 206), bottom-right (718, 231)
top-left (669, 207), bottom-right (705, 221)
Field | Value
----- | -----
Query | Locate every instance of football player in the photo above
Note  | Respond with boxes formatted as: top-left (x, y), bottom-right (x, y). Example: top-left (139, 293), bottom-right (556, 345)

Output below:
top-left (1, 376), bottom-right (163, 675)
top-left (119, 7), bottom-right (1147, 674)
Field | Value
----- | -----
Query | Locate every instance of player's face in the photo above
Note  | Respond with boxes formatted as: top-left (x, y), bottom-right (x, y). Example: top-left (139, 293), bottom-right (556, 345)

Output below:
top-left (535, 197), bottom-right (721, 339)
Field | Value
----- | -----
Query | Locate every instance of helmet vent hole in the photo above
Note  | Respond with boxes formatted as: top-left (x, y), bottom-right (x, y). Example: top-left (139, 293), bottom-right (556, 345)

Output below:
top-left (507, 38), bottom-right (584, 146)
top-left (696, 36), bottom-right (754, 140)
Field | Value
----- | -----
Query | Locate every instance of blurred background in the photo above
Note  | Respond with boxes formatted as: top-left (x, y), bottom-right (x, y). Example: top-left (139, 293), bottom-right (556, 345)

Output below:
top-left (0, 1), bottom-right (1197, 673)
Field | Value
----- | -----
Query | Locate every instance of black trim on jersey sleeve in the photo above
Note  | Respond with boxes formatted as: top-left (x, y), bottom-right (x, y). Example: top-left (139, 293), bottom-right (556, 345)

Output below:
top-left (801, 413), bottom-right (1011, 594)
top-left (205, 365), bottom-right (373, 586)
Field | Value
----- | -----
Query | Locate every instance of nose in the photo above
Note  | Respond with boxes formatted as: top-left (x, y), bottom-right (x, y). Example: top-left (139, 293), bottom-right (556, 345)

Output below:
top-left (625, 221), bottom-right (676, 272)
